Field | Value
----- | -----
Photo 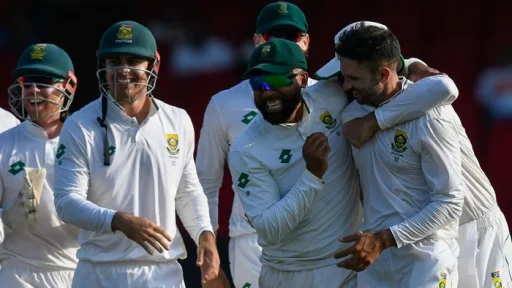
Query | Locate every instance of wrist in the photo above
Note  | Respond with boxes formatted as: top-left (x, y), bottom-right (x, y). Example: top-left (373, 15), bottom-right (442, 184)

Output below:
top-left (199, 230), bottom-right (215, 245)
top-left (377, 228), bottom-right (397, 250)
top-left (111, 211), bottom-right (124, 232)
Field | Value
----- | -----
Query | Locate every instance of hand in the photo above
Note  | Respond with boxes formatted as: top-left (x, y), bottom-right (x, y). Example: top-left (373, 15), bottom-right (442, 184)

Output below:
top-left (111, 211), bottom-right (172, 255)
top-left (342, 112), bottom-right (380, 148)
top-left (333, 230), bottom-right (396, 272)
top-left (408, 62), bottom-right (446, 82)
top-left (197, 231), bottom-right (220, 284)
top-left (202, 267), bottom-right (230, 288)
top-left (303, 132), bottom-right (330, 179)
top-left (3, 168), bottom-right (46, 231)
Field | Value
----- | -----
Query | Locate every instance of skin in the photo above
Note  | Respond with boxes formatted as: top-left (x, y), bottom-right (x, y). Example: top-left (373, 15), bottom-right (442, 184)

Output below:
top-left (253, 69), bottom-right (309, 125)
top-left (22, 80), bottom-right (67, 139)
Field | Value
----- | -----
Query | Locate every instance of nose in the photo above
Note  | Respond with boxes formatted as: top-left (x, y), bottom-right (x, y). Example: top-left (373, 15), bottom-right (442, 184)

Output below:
top-left (23, 83), bottom-right (40, 96)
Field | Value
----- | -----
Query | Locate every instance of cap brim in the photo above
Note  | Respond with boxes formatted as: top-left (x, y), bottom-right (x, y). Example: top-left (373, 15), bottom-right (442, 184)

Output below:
top-left (243, 63), bottom-right (296, 79)
top-left (315, 58), bottom-right (340, 80)
top-left (257, 20), bottom-right (307, 33)
top-left (12, 64), bottom-right (68, 79)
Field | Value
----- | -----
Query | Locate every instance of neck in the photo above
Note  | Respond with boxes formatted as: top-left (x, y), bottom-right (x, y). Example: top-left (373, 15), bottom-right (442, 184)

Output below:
top-left (286, 100), bottom-right (304, 123)
top-left (121, 95), bottom-right (152, 124)
top-left (33, 116), bottom-right (63, 139)
top-left (373, 74), bottom-right (402, 107)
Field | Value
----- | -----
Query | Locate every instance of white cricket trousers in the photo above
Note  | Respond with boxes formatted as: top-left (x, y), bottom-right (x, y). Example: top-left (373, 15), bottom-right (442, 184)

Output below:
top-left (457, 205), bottom-right (512, 288)
top-left (259, 263), bottom-right (357, 288)
top-left (71, 259), bottom-right (185, 288)
top-left (357, 238), bottom-right (459, 288)
top-left (229, 233), bottom-right (262, 288)
top-left (0, 258), bottom-right (74, 288)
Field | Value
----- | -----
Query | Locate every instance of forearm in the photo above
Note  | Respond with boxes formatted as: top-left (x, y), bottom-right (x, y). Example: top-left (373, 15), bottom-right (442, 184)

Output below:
top-left (176, 188), bottom-right (214, 245)
top-left (54, 192), bottom-right (116, 234)
top-left (389, 196), bottom-right (463, 248)
top-left (246, 170), bottom-right (323, 246)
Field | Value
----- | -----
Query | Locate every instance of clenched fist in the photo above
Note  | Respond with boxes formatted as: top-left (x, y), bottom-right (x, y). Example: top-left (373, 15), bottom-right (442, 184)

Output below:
top-left (303, 132), bottom-right (330, 179)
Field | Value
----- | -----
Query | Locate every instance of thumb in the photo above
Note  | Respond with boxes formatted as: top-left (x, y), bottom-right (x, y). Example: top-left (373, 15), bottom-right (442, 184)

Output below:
top-left (196, 246), bottom-right (204, 267)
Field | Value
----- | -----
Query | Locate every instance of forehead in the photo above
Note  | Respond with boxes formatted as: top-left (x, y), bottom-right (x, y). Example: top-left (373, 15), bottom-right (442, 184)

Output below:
top-left (105, 55), bottom-right (147, 61)
top-left (339, 57), bottom-right (370, 76)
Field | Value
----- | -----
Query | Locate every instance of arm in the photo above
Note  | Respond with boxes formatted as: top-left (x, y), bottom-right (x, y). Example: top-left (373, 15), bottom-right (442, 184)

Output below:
top-left (53, 121), bottom-right (116, 234)
top-left (398, 57), bottom-right (427, 78)
top-left (228, 148), bottom-right (324, 246)
top-left (389, 115), bottom-right (464, 248)
top-left (0, 172), bottom-right (8, 242)
top-left (375, 74), bottom-right (459, 129)
top-left (175, 112), bottom-right (214, 245)
top-left (196, 98), bottom-right (229, 233)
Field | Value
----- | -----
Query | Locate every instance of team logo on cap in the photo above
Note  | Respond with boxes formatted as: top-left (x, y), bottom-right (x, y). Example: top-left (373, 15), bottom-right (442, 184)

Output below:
top-left (278, 2), bottom-right (288, 14)
top-left (116, 24), bottom-right (133, 43)
top-left (166, 134), bottom-right (180, 156)
top-left (261, 45), bottom-right (271, 57)
top-left (30, 44), bottom-right (47, 60)
top-left (320, 111), bottom-right (336, 129)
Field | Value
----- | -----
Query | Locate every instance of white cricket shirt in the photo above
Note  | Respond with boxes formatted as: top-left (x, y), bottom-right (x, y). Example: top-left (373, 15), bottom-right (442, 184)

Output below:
top-left (54, 97), bottom-right (213, 263)
top-left (0, 107), bottom-right (20, 134)
top-left (0, 121), bottom-right (79, 270)
top-left (196, 78), bottom-right (317, 238)
top-left (228, 78), bottom-right (363, 271)
top-left (375, 78), bottom-right (497, 225)
top-left (342, 75), bottom-right (465, 248)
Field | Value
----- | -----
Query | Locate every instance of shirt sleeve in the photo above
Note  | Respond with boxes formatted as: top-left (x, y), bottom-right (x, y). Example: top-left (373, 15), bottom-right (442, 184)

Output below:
top-left (0, 167), bottom-right (8, 243)
top-left (228, 147), bottom-right (324, 246)
top-left (195, 97), bottom-right (229, 232)
top-left (376, 75), bottom-right (459, 129)
top-left (53, 120), bottom-right (116, 234)
top-left (389, 113), bottom-right (464, 248)
top-left (175, 111), bottom-right (214, 245)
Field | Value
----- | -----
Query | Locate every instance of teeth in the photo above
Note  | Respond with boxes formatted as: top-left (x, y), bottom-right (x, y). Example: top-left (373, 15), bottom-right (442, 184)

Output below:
top-left (29, 100), bottom-right (44, 104)
top-left (266, 99), bottom-right (282, 107)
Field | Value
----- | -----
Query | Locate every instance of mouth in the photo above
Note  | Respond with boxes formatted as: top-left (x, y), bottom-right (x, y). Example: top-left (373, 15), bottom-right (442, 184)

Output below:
top-left (265, 98), bottom-right (283, 112)
top-left (114, 77), bottom-right (136, 84)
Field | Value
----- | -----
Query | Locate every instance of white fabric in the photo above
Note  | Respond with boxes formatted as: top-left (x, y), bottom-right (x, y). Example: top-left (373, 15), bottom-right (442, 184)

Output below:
top-left (197, 78), bottom-right (317, 237)
top-left (0, 259), bottom-right (74, 288)
top-left (0, 107), bottom-right (20, 134)
top-left (54, 97), bottom-right (213, 263)
top-left (357, 238), bottom-right (459, 288)
top-left (259, 263), bottom-right (356, 288)
top-left (229, 78), bottom-right (363, 271)
top-left (71, 259), bottom-right (185, 288)
top-left (229, 233), bottom-right (262, 288)
top-left (0, 121), bottom-right (79, 270)
top-left (342, 76), bottom-right (464, 249)
top-left (457, 206), bottom-right (512, 288)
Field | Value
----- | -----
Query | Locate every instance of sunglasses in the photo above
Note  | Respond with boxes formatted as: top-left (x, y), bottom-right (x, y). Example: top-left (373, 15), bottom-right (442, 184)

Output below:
top-left (17, 75), bottom-right (64, 86)
top-left (249, 73), bottom-right (301, 91)
top-left (262, 30), bottom-right (306, 42)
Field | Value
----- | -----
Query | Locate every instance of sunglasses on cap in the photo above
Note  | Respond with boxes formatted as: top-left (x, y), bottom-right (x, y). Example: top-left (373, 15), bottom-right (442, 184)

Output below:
top-left (17, 75), bottom-right (64, 86)
top-left (249, 72), bottom-right (303, 91)
top-left (262, 30), bottom-right (307, 43)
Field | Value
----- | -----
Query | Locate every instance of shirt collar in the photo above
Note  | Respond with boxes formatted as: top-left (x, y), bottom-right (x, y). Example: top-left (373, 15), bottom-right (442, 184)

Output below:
top-left (20, 120), bottom-right (49, 140)
top-left (104, 96), bottom-right (159, 125)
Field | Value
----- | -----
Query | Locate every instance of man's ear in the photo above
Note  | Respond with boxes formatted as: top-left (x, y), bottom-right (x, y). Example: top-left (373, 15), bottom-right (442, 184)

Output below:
top-left (299, 71), bottom-right (309, 88)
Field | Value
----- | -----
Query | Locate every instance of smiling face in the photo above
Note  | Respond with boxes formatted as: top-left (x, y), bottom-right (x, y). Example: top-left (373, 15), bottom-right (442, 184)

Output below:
top-left (339, 57), bottom-right (383, 106)
top-left (103, 55), bottom-right (151, 104)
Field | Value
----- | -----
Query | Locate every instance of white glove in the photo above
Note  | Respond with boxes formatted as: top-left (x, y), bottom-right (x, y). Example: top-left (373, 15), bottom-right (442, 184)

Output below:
top-left (2, 168), bottom-right (45, 231)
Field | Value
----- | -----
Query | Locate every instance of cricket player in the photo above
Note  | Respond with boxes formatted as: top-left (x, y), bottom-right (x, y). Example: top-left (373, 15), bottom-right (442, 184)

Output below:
top-left (196, 2), bottom-right (315, 287)
top-left (53, 20), bottom-right (219, 288)
top-left (228, 32), bottom-right (459, 287)
top-left (0, 107), bottom-right (20, 133)
top-left (0, 43), bottom-right (79, 287)
top-left (340, 40), bottom-right (512, 288)
top-left (336, 23), bottom-right (463, 287)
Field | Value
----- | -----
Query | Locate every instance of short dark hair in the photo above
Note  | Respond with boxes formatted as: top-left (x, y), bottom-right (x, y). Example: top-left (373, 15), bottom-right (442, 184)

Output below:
top-left (335, 22), bottom-right (401, 72)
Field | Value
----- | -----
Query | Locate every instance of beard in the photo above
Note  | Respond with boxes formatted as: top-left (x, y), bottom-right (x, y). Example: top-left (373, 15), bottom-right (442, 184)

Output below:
top-left (255, 85), bottom-right (302, 125)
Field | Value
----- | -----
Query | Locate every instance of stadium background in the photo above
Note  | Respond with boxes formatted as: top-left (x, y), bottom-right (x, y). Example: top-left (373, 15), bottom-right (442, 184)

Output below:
top-left (0, 0), bottom-right (511, 286)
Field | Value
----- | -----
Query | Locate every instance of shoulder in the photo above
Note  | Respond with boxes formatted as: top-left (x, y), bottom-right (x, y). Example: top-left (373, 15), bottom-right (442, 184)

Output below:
top-left (155, 99), bottom-right (191, 121)
top-left (230, 115), bottom-right (265, 156)
top-left (303, 78), bottom-right (350, 114)
top-left (210, 80), bottom-right (252, 110)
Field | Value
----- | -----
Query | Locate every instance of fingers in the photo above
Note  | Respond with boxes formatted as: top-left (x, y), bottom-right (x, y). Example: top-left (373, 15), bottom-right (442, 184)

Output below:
top-left (152, 225), bottom-right (172, 250)
top-left (144, 234), bottom-right (163, 254)
top-left (340, 233), bottom-right (360, 243)
top-left (336, 254), bottom-right (359, 269)
top-left (138, 239), bottom-right (154, 255)
top-left (334, 245), bottom-right (356, 259)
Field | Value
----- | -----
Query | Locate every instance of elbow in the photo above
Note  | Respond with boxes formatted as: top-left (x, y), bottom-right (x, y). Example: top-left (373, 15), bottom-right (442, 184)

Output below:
top-left (53, 193), bottom-right (69, 223)
top-left (434, 75), bottom-right (459, 101)
top-left (249, 215), bottom-right (280, 246)
top-left (442, 189), bottom-right (465, 220)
